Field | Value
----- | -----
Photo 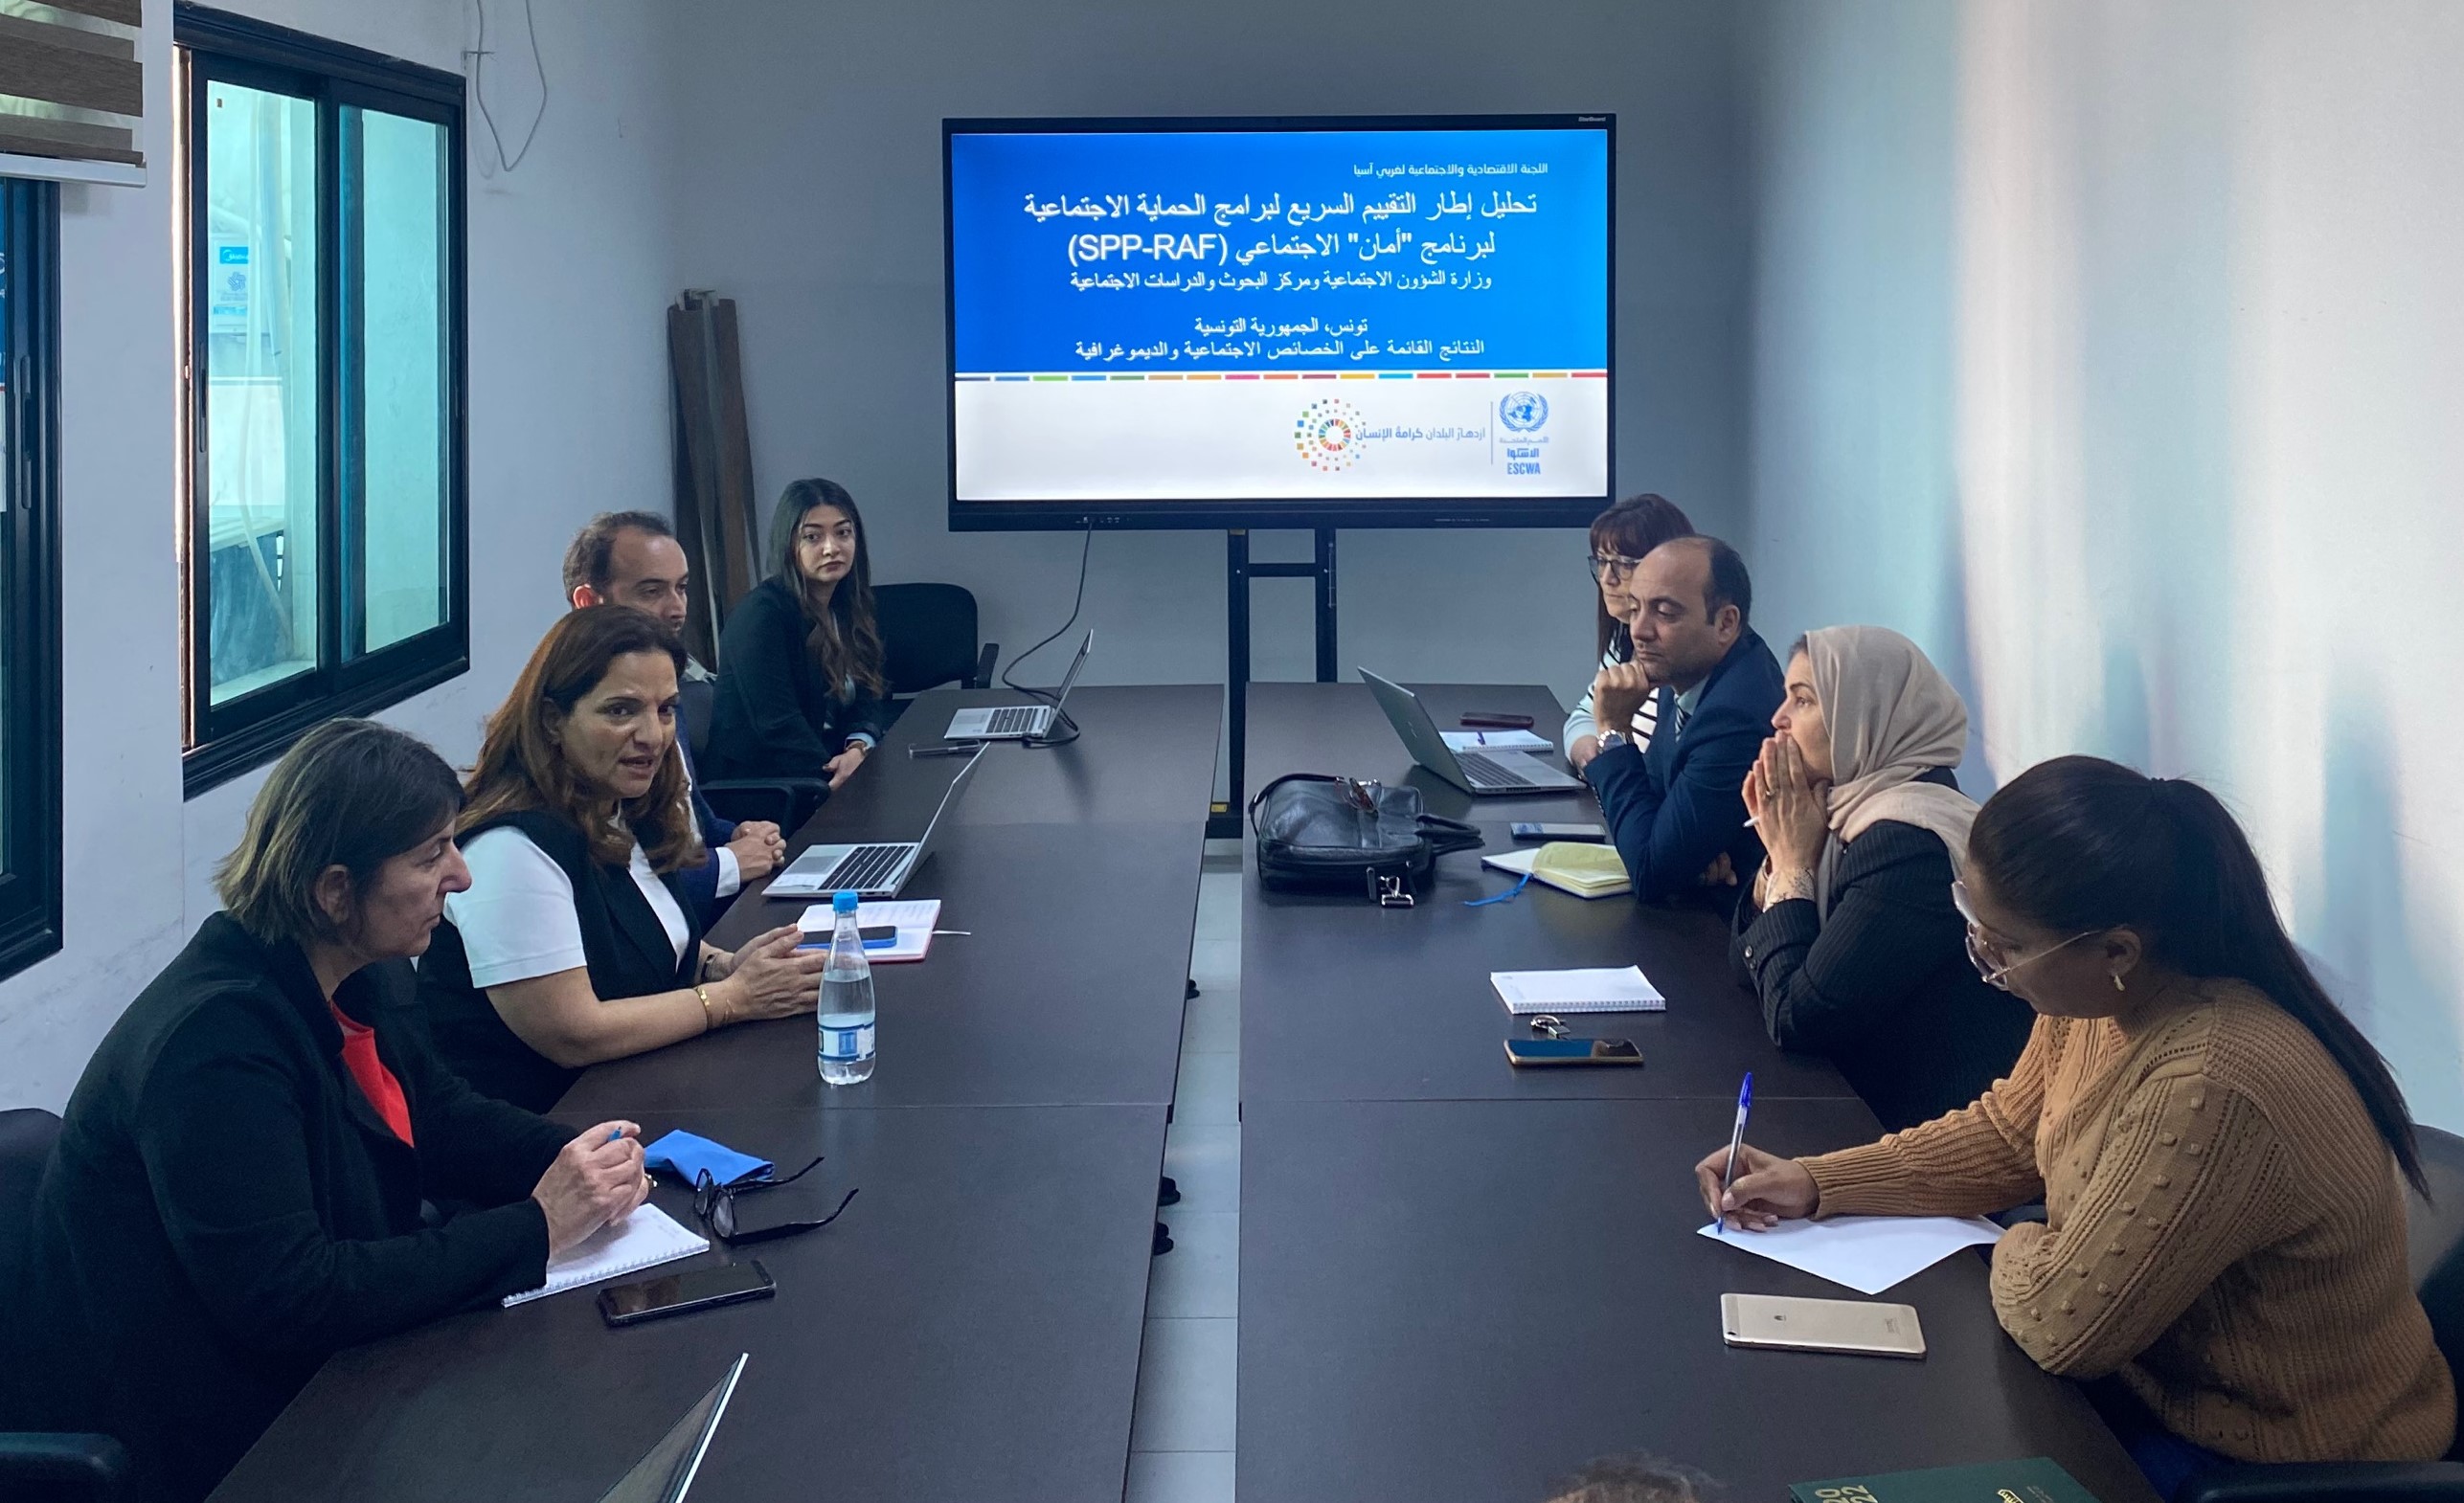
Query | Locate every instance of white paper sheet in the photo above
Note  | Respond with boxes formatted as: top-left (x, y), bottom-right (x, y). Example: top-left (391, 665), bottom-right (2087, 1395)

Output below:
top-left (1696, 1214), bottom-right (2003, 1295)
top-left (1439, 729), bottom-right (1553, 752)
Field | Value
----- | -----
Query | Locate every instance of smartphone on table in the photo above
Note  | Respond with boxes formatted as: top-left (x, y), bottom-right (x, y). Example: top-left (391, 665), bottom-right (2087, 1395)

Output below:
top-left (599, 1261), bottom-right (777, 1328)
top-left (1503, 1037), bottom-right (1643, 1067)
top-left (1510, 822), bottom-right (1607, 841)
top-left (1718, 1293), bottom-right (1926, 1357)
top-left (1459, 712), bottom-right (1536, 729)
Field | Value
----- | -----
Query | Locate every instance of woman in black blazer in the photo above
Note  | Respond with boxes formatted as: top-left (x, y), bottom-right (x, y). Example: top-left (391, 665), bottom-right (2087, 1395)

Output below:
top-left (1730, 627), bottom-right (2033, 1131)
top-left (419, 607), bottom-right (825, 1111)
top-left (15, 720), bottom-right (653, 1503)
top-left (706, 478), bottom-right (892, 788)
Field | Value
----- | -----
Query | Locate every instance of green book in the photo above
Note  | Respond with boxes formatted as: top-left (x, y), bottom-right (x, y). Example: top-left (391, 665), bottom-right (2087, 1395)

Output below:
top-left (1790, 1458), bottom-right (2102, 1503)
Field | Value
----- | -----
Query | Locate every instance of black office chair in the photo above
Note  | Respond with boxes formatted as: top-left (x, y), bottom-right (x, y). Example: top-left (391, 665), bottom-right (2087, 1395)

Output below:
top-left (0, 1110), bottom-right (130, 1503)
top-left (874, 584), bottom-right (999, 729)
top-left (679, 676), bottom-right (834, 834)
top-left (2179, 1124), bottom-right (2464, 1503)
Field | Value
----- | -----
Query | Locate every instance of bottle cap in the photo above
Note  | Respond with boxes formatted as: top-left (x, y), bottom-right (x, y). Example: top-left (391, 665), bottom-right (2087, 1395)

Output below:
top-left (832, 889), bottom-right (859, 913)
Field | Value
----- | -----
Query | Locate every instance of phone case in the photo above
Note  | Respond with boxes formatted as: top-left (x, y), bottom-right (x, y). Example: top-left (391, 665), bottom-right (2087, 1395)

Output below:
top-left (1719, 1293), bottom-right (1925, 1357)
top-left (1503, 1039), bottom-right (1644, 1067)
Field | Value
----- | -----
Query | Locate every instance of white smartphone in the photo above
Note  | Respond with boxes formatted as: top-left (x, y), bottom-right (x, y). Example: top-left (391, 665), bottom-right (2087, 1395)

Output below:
top-left (1719, 1293), bottom-right (1926, 1358)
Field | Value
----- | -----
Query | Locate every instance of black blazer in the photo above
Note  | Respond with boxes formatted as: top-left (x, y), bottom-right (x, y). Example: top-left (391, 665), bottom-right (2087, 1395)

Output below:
top-left (1729, 804), bottom-right (2035, 1133)
top-left (1587, 628), bottom-right (1787, 902)
top-left (705, 575), bottom-right (890, 781)
top-left (419, 809), bottom-right (706, 1112)
top-left (16, 914), bottom-right (567, 1503)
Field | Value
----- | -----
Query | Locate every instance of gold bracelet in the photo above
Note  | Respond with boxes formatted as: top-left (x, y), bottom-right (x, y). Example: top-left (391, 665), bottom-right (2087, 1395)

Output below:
top-left (695, 984), bottom-right (716, 1033)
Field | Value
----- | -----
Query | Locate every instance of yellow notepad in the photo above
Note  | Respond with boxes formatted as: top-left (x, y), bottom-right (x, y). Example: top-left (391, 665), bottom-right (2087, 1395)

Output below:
top-left (1480, 841), bottom-right (1632, 899)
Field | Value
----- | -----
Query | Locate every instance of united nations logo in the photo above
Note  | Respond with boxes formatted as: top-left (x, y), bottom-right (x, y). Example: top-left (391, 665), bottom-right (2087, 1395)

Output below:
top-left (1499, 391), bottom-right (1549, 433)
top-left (1294, 398), bottom-right (1364, 473)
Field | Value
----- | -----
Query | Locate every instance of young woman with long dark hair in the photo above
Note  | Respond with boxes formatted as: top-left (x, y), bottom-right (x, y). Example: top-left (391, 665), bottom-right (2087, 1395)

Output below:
top-left (705, 478), bottom-right (891, 789)
top-left (1564, 492), bottom-right (1693, 771)
top-left (1697, 755), bottom-right (2453, 1496)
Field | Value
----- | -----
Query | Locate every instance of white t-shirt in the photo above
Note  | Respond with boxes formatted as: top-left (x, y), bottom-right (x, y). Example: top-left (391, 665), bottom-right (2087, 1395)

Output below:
top-left (446, 827), bottom-right (691, 989)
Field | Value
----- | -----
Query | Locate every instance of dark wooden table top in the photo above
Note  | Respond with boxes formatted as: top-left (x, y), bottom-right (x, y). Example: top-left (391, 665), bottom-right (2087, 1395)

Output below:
top-left (1241, 818), bottom-right (1849, 1105)
top-left (804, 683), bottom-right (1221, 832)
top-left (1238, 1096), bottom-right (2156, 1503)
top-left (213, 1104), bottom-right (1167, 1503)
top-left (622, 819), bottom-right (1204, 1112)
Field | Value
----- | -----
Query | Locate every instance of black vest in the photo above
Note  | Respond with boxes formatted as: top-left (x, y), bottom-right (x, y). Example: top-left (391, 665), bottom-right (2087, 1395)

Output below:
top-left (419, 809), bottom-right (704, 1111)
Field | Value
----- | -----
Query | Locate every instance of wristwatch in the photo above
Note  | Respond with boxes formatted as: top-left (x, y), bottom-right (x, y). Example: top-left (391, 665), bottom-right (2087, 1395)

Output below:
top-left (1596, 729), bottom-right (1631, 754)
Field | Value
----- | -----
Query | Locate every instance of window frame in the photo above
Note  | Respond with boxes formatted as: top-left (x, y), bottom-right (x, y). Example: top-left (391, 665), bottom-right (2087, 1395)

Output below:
top-left (0, 176), bottom-right (66, 982)
top-left (176, 3), bottom-right (469, 796)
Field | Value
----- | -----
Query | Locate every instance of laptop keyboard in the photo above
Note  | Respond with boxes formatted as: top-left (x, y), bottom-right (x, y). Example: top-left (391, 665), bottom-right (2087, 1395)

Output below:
top-left (818, 843), bottom-right (910, 892)
top-left (1459, 752), bottom-right (1541, 789)
top-left (983, 706), bottom-right (1041, 736)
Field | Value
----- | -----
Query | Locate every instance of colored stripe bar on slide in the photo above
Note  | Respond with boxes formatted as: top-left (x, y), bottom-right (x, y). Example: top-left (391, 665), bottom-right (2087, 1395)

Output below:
top-left (956, 370), bottom-right (1584, 382)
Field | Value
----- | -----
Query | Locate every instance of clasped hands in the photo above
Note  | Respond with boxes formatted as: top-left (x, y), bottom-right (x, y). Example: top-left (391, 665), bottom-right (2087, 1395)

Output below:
top-left (1742, 735), bottom-right (1830, 902)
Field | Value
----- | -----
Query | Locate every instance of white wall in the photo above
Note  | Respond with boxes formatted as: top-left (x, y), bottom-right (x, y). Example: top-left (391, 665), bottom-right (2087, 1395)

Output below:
top-left (659, 0), bottom-right (1755, 718)
top-left (1740, 1), bottom-right (2464, 1126)
top-left (0, 0), bottom-right (686, 1110)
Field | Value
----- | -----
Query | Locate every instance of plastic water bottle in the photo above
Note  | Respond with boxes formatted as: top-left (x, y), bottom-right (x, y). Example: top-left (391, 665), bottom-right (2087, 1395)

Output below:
top-left (817, 889), bottom-right (875, 1085)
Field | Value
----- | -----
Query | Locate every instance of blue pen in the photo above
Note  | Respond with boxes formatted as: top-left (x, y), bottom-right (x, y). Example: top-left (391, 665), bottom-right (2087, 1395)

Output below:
top-left (1715, 1071), bottom-right (1753, 1236)
top-left (606, 1128), bottom-right (625, 1144)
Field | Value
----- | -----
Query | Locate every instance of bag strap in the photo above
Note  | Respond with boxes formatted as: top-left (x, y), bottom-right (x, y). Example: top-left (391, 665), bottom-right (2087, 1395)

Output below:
top-left (1417, 815), bottom-right (1485, 860)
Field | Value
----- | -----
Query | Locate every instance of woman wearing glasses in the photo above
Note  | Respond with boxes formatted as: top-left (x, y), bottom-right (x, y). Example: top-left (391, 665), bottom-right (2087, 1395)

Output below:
top-left (17, 722), bottom-right (654, 1502)
top-left (1700, 756), bottom-right (2453, 1495)
top-left (1563, 493), bottom-right (1693, 770)
top-left (1729, 627), bottom-right (2031, 1131)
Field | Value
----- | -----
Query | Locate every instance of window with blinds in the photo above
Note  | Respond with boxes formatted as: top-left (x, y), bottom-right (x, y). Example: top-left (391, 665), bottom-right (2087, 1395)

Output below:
top-left (0, 0), bottom-right (146, 186)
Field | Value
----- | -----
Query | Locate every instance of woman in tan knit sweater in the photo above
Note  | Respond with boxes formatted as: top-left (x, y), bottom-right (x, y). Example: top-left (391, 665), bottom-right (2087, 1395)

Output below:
top-left (1696, 756), bottom-right (2454, 1497)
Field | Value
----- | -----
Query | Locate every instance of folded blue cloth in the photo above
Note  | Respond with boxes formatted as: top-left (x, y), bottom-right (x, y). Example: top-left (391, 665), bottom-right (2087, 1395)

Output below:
top-left (644, 1130), bottom-right (773, 1188)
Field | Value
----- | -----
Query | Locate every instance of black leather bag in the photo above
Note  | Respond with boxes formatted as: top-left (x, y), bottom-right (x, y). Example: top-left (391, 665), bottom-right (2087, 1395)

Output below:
top-left (1249, 774), bottom-right (1483, 907)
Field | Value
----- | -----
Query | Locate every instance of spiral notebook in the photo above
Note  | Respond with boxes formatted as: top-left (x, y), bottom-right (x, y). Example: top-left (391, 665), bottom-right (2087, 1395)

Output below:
top-left (1491, 966), bottom-right (1665, 1015)
top-left (503, 1204), bottom-right (709, 1308)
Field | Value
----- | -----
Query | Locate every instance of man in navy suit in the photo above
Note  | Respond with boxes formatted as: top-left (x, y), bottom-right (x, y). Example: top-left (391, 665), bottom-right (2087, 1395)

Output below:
top-left (1583, 535), bottom-right (1785, 903)
top-left (562, 512), bottom-right (784, 921)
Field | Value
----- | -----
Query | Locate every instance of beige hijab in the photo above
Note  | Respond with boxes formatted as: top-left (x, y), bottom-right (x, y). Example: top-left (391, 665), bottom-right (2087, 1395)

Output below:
top-left (1801, 626), bottom-right (1978, 919)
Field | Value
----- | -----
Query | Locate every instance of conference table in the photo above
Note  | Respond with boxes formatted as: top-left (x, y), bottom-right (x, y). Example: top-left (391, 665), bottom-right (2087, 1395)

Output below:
top-left (215, 677), bottom-right (2152, 1503)
top-left (1237, 681), bottom-right (2153, 1503)
top-left (213, 684), bottom-right (1221, 1503)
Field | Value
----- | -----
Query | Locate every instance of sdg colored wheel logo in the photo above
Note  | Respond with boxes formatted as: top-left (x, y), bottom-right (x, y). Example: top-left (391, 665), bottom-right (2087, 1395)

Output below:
top-left (1499, 390), bottom-right (1549, 433)
top-left (1294, 398), bottom-right (1364, 473)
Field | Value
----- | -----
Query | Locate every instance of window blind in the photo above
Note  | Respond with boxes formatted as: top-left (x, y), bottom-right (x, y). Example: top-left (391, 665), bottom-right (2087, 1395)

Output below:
top-left (0, 0), bottom-right (145, 183)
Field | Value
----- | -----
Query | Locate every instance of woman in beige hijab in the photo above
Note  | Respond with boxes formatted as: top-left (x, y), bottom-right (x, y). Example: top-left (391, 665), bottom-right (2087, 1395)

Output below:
top-left (1732, 626), bottom-right (2033, 1130)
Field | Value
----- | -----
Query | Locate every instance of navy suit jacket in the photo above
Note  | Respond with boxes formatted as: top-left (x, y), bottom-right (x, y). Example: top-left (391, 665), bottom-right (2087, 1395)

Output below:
top-left (676, 695), bottom-right (738, 921)
top-left (1585, 628), bottom-right (1786, 903)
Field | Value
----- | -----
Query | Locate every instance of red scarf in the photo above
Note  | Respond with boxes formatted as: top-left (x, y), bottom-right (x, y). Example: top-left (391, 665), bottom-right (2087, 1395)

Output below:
top-left (328, 1000), bottom-right (415, 1146)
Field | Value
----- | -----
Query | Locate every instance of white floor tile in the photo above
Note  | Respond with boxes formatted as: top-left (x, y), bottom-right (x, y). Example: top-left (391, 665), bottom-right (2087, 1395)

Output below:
top-left (1172, 1050), bottom-right (1239, 1126)
top-left (1130, 1317), bottom-right (1238, 1451)
top-left (1126, 1449), bottom-right (1235, 1503)
top-left (1162, 1123), bottom-right (1240, 1212)
top-left (1194, 871), bottom-right (1242, 942)
top-left (1188, 938), bottom-right (1240, 995)
top-left (1147, 1210), bottom-right (1238, 1318)
top-left (1181, 989), bottom-right (1237, 1054)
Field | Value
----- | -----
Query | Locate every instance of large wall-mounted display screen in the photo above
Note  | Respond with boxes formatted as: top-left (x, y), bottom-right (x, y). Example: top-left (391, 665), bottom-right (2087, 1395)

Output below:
top-left (944, 115), bottom-right (1613, 529)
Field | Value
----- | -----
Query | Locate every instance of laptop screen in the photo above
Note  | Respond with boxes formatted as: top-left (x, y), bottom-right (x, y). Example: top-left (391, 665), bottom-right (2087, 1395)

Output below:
top-left (1051, 630), bottom-right (1094, 708)
top-left (598, 1355), bottom-right (746, 1503)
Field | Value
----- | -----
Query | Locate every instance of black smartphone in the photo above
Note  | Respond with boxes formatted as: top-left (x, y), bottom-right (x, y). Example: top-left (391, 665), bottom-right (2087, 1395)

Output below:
top-left (1503, 1037), bottom-right (1643, 1067)
top-left (599, 1260), bottom-right (776, 1327)
top-left (798, 923), bottom-right (896, 950)
top-left (909, 742), bottom-right (977, 758)
top-left (1460, 711), bottom-right (1536, 729)
top-left (1510, 822), bottom-right (1607, 841)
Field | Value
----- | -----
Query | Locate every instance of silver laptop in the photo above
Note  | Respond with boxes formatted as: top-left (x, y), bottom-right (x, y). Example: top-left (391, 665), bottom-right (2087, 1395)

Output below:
top-left (1359, 669), bottom-right (1584, 796)
top-left (944, 631), bottom-right (1092, 740)
top-left (598, 1354), bottom-right (746, 1503)
top-left (766, 745), bottom-right (987, 897)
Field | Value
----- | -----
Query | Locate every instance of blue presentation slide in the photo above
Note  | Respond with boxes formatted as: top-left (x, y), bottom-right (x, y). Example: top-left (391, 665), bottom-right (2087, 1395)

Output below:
top-left (947, 123), bottom-right (1612, 505)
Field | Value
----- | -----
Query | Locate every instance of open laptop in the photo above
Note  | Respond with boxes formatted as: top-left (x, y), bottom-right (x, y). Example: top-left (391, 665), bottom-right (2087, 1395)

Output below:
top-left (1359, 668), bottom-right (1584, 796)
top-left (766, 744), bottom-right (987, 897)
top-left (944, 630), bottom-right (1092, 740)
top-left (598, 1354), bottom-right (747, 1503)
